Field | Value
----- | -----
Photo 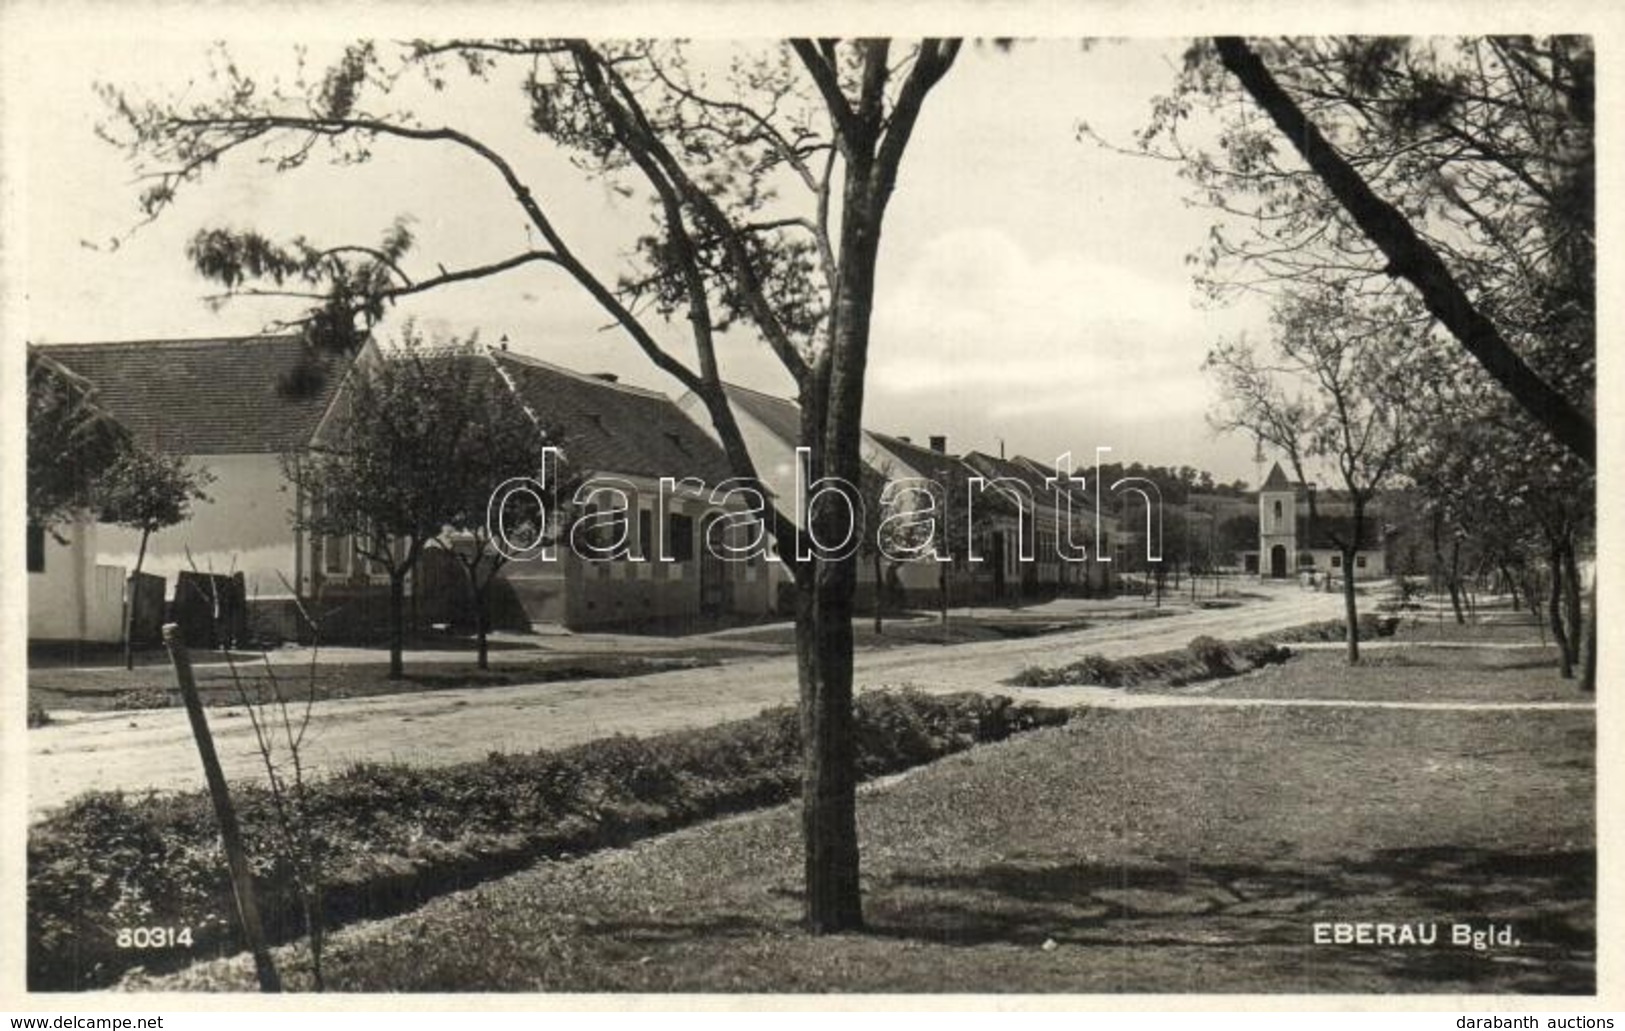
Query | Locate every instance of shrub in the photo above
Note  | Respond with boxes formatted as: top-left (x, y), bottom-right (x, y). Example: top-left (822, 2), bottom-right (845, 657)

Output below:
top-left (111, 687), bottom-right (173, 711)
top-left (1012, 633), bottom-right (1297, 690)
top-left (1233, 639), bottom-right (1292, 668)
top-left (1186, 635), bottom-right (1238, 676)
top-left (28, 699), bottom-right (51, 727)
top-left (27, 688), bottom-right (1068, 991)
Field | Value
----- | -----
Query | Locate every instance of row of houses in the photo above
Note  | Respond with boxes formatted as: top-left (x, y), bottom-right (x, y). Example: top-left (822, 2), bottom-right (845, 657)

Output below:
top-left (29, 334), bottom-right (1147, 645)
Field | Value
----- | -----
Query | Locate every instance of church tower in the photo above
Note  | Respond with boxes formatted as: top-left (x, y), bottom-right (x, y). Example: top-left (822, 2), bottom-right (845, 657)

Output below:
top-left (1258, 462), bottom-right (1298, 579)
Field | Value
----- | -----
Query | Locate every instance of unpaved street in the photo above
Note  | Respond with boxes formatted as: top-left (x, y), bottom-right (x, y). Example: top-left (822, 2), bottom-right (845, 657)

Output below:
top-left (30, 584), bottom-right (1361, 818)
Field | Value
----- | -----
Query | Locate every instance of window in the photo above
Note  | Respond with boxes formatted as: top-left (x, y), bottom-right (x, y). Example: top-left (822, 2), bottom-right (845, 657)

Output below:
top-left (1273, 500), bottom-right (1283, 522)
top-left (1356, 555), bottom-right (1368, 569)
top-left (323, 531), bottom-right (350, 576)
top-left (27, 524), bottom-right (45, 573)
top-left (669, 512), bottom-right (695, 562)
top-left (1331, 554), bottom-right (1342, 568)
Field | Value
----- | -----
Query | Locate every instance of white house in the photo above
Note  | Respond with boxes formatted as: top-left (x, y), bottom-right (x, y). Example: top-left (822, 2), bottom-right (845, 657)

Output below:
top-left (1253, 462), bottom-right (1387, 580)
top-left (34, 335), bottom-right (355, 638)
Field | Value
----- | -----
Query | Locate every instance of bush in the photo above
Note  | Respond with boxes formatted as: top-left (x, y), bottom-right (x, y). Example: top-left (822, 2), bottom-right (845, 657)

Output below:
top-left (1186, 635), bottom-right (1238, 676)
top-left (1009, 653), bottom-right (1123, 688)
top-left (28, 699), bottom-right (51, 727)
top-left (1012, 632), bottom-right (1297, 690)
top-left (111, 687), bottom-right (173, 711)
top-left (27, 688), bottom-right (1068, 991)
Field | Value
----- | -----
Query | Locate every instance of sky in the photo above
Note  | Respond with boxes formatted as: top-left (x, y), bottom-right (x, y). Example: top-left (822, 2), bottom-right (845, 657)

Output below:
top-left (13, 28), bottom-right (1287, 486)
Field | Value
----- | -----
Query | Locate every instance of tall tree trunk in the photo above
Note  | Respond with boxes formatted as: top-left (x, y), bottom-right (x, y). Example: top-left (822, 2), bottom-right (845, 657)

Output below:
top-left (388, 571), bottom-right (406, 681)
top-left (794, 155), bottom-right (886, 934)
top-left (476, 587), bottom-right (491, 671)
top-left (1548, 543), bottom-right (1573, 679)
top-left (872, 550), bottom-right (883, 635)
top-left (1448, 538), bottom-right (1466, 625)
top-left (1342, 546), bottom-right (1360, 665)
top-left (795, 563), bottom-right (862, 933)
top-left (1561, 540), bottom-right (1582, 665)
top-left (464, 560), bottom-right (491, 671)
top-left (1579, 576), bottom-right (1596, 694)
top-left (124, 524), bottom-right (153, 670)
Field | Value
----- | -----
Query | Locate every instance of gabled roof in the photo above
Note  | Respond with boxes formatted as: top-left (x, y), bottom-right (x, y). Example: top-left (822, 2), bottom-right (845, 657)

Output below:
top-left (964, 451), bottom-right (1065, 514)
top-left (35, 335), bottom-right (346, 455)
top-left (723, 382), bottom-right (804, 444)
top-left (1013, 454), bottom-right (1097, 510)
top-left (494, 352), bottom-right (735, 484)
top-left (869, 432), bottom-right (1019, 516)
top-left (1261, 462), bottom-right (1301, 492)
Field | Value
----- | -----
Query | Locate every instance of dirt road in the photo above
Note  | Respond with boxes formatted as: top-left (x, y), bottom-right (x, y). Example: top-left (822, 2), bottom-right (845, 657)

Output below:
top-left (30, 584), bottom-right (1359, 819)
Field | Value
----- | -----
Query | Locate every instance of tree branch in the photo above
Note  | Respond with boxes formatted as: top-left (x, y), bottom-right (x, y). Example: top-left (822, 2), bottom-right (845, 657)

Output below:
top-left (1213, 36), bottom-right (1594, 467)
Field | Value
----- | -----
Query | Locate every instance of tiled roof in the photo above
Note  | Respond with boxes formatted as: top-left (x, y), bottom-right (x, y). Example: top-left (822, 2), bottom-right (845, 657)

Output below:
top-left (1013, 454), bottom-right (1098, 510)
top-left (870, 434), bottom-right (1019, 516)
top-left (723, 382), bottom-right (804, 444)
top-left (494, 352), bottom-right (736, 484)
top-left (965, 451), bottom-right (1065, 514)
top-left (35, 335), bottom-right (345, 455)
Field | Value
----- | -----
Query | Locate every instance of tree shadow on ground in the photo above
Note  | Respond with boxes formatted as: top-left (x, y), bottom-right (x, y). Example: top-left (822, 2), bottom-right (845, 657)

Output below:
top-left (561, 847), bottom-right (1592, 993)
top-left (859, 846), bottom-right (1594, 993)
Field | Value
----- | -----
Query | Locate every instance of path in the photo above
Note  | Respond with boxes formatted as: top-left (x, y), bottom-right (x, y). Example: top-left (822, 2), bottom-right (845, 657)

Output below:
top-left (29, 582), bottom-right (1565, 820)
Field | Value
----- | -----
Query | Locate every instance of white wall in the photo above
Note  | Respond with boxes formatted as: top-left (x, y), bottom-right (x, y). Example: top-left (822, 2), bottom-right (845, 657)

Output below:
top-left (29, 520), bottom-right (127, 643)
top-left (1306, 547), bottom-right (1387, 578)
top-left (94, 452), bottom-right (303, 602)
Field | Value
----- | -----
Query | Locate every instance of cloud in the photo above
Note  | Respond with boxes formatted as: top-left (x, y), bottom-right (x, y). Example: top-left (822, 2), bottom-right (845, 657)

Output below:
top-left (872, 226), bottom-right (1234, 410)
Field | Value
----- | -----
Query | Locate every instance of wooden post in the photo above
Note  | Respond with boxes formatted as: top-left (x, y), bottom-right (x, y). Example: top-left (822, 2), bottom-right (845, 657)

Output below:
top-left (162, 623), bottom-right (281, 993)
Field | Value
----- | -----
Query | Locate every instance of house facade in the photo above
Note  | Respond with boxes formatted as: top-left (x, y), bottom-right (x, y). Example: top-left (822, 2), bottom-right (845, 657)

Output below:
top-left (678, 383), bottom-right (1119, 610)
top-left (33, 335), bottom-right (353, 641)
top-left (469, 352), bottom-right (777, 632)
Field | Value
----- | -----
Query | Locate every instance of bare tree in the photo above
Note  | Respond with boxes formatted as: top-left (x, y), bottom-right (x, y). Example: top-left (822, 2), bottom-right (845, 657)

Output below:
top-left (1207, 286), bottom-right (1416, 663)
top-left (102, 37), bottom-right (960, 932)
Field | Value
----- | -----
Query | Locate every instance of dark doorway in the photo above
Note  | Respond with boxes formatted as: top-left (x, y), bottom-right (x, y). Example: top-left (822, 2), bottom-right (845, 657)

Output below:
top-left (1270, 544), bottom-right (1288, 579)
top-left (699, 513), bottom-right (727, 616)
top-left (991, 531), bottom-right (1007, 598)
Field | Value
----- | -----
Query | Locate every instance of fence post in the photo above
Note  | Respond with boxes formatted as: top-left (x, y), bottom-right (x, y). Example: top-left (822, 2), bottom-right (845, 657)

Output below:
top-left (162, 623), bottom-right (282, 992)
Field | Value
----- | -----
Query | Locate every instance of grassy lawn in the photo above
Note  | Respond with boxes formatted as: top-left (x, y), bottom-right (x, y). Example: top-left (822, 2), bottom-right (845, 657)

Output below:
top-left (28, 652), bottom-right (722, 713)
top-left (1183, 645), bottom-right (1584, 704)
top-left (1386, 610), bottom-right (1554, 644)
top-left (132, 701), bottom-right (1594, 994)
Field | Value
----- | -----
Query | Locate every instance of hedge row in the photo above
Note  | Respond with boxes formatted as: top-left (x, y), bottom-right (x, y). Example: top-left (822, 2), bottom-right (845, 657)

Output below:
top-left (28, 688), bottom-right (1069, 991)
top-left (1008, 616), bottom-right (1398, 689)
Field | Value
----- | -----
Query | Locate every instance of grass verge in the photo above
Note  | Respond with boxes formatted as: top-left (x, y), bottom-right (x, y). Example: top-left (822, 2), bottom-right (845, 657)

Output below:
top-left (128, 703), bottom-right (1594, 993)
top-left (28, 688), bottom-right (1068, 991)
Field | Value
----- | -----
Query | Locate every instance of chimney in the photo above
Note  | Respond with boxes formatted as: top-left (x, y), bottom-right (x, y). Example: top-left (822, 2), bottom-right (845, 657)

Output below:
top-left (498, 334), bottom-right (509, 352)
top-left (929, 434), bottom-right (947, 454)
top-left (591, 372), bottom-right (619, 383)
